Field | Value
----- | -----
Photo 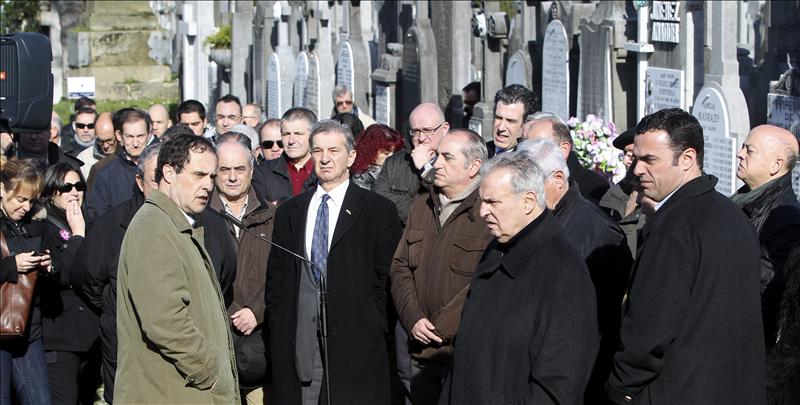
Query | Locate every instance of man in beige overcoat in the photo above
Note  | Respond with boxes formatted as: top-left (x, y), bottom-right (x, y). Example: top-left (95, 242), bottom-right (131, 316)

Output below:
top-left (115, 134), bottom-right (239, 404)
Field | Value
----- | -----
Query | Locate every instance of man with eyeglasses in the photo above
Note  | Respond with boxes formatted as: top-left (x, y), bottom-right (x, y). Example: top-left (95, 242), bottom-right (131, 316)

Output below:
top-left (60, 107), bottom-right (98, 157)
top-left (214, 94), bottom-right (244, 141)
top-left (242, 104), bottom-right (263, 128)
top-left (374, 103), bottom-right (449, 225)
top-left (87, 108), bottom-right (152, 222)
top-left (77, 112), bottom-right (117, 179)
top-left (256, 119), bottom-right (284, 162)
top-left (331, 84), bottom-right (376, 128)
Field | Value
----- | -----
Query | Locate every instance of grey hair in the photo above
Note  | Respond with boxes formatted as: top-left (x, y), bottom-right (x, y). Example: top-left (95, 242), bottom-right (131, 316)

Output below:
top-left (446, 128), bottom-right (487, 168)
top-left (481, 151), bottom-right (546, 208)
top-left (517, 138), bottom-right (570, 178)
top-left (216, 138), bottom-right (256, 168)
top-left (525, 111), bottom-right (573, 145)
top-left (136, 142), bottom-right (162, 178)
top-left (51, 114), bottom-right (63, 130)
top-left (332, 84), bottom-right (352, 100)
top-left (310, 119), bottom-right (355, 153)
top-left (227, 124), bottom-right (259, 151)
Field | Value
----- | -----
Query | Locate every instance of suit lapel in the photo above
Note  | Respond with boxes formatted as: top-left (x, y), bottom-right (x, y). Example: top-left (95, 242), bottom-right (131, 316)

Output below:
top-left (330, 183), bottom-right (364, 250)
top-left (288, 190), bottom-right (315, 258)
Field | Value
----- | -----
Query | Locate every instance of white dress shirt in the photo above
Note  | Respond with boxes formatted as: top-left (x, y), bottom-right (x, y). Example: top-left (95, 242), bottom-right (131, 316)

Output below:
top-left (304, 179), bottom-right (349, 261)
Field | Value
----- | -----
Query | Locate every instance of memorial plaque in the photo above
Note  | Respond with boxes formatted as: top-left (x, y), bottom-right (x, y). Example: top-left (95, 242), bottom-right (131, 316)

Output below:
top-left (767, 93), bottom-right (800, 195)
top-left (541, 20), bottom-right (570, 122)
top-left (336, 41), bottom-right (355, 92)
top-left (693, 87), bottom-right (737, 196)
top-left (267, 54), bottom-right (281, 119)
top-left (645, 67), bottom-right (685, 114)
top-left (375, 83), bottom-right (391, 125)
top-left (578, 25), bottom-right (612, 123)
top-left (650, 1), bottom-right (680, 44)
top-left (505, 51), bottom-right (528, 87)
top-left (294, 52), bottom-right (309, 108)
top-left (306, 52), bottom-right (321, 118)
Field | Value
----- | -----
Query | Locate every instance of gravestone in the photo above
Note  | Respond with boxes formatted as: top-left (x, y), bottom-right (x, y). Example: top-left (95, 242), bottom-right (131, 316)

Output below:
top-left (577, 21), bottom-right (612, 122)
top-left (766, 69), bottom-right (800, 195)
top-left (267, 54), bottom-right (281, 119)
top-left (541, 19), bottom-right (570, 122)
top-left (371, 43), bottom-right (403, 127)
top-left (645, 67), bottom-right (685, 114)
top-left (505, 51), bottom-right (530, 88)
top-left (336, 41), bottom-right (355, 92)
top-left (400, 15), bottom-right (437, 134)
top-left (305, 51), bottom-right (321, 118)
top-left (693, 85), bottom-right (737, 196)
top-left (294, 51), bottom-right (309, 108)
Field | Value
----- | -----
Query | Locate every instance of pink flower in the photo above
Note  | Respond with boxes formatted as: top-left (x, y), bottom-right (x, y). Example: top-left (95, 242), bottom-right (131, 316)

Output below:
top-left (59, 229), bottom-right (71, 241)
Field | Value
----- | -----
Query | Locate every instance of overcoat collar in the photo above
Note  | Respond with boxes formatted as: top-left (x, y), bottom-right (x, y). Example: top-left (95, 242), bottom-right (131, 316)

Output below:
top-left (475, 210), bottom-right (559, 279)
top-left (641, 174), bottom-right (717, 240)
top-left (146, 189), bottom-right (194, 234)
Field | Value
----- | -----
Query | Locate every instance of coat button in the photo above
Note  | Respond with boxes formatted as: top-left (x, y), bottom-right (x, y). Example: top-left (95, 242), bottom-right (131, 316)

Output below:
top-left (624, 395), bottom-right (632, 402)
top-left (78, 305), bottom-right (85, 312)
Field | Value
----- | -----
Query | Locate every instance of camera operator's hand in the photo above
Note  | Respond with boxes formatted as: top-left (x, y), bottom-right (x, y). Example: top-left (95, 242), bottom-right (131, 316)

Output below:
top-left (0, 132), bottom-right (12, 154)
top-left (15, 251), bottom-right (51, 273)
top-left (411, 143), bottom-right (435, 170)
top-left (66, 200), bottom-right (85, 237)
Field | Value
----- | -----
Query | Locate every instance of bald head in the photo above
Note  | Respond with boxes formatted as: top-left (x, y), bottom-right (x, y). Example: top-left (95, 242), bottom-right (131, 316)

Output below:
top-left (409, 102), bottom-right (449, 148)
top-left (95, 112), bottom-right (117, 155)
top-left (736, 124), bottom-right (799, 189)
top-left (148, 104), bottom-right (172, 137)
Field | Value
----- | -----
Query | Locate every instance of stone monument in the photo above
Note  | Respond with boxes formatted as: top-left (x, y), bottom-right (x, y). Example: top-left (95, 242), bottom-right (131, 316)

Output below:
top-left (399, 0), bottom-right (438, 134)
top-left (766, 68), bottom-right (800, 195)
top-left (541, 19), bottom-right (570, 122)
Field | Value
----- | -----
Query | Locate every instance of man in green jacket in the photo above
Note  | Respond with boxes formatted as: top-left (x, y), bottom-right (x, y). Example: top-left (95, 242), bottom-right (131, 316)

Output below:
top-left (116, 134), bottom-right (239, 404)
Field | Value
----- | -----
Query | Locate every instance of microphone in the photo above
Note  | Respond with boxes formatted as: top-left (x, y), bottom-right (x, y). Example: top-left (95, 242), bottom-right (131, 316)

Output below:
top-left (209, 206), bottom-right (333, 404)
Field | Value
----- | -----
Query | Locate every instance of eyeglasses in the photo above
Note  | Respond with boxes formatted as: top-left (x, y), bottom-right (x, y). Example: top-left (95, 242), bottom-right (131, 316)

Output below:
top-left (96, 138), bottom-right (116, 147)
top-left (75, 123), bottom-right (95, 130)
top-left (261, 140), bottom-right (284, 149)
top-left (215, 114), bottom-right (241, 121)
top-left (336, 100), bottom-right (353, 106)
top-left (409, 121), bottom-right (445, 138)
top-left (58, 181), bottom-right (86, 193)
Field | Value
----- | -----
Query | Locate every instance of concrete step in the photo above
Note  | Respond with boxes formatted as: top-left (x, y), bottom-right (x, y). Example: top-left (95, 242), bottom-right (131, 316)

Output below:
top-left (89, 0), bottom-right (153, 16)
top-left (69, 65), bottom-right (172, 84)
top-left (86, 30), bottom-right (163, 67)
top-left (95, 81), bottom-right (180, 101)
top-left (87, 14), bottom-right (159, 31)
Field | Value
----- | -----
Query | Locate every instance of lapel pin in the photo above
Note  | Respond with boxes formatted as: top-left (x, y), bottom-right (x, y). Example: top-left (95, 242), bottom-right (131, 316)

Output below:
top-left (346, 209), bottom-right (352, 215)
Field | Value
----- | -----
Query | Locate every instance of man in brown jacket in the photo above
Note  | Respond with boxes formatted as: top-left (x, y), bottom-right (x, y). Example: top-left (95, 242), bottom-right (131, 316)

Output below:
top-left (211, 140), bottom-right (276, 404)
top-left (390, 129), bottom-right (492, 404)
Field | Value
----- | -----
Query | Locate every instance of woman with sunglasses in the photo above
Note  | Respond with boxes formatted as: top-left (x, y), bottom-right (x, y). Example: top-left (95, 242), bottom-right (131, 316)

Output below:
top-left (1, 156), bottom-right (52, 405)
top-left (38, 163), bottom-right (100, 404)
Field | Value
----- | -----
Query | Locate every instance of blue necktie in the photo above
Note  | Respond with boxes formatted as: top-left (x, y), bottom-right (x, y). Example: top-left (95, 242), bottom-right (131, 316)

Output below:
top-left (311, 194), bottom-right (330, 286)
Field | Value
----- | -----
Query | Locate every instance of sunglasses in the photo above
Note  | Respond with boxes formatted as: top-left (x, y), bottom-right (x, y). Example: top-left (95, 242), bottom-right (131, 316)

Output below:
top-left (58, 181), bottom-right (87, 193)
top-left (75, 123), bottom-right (95, 130)
top-left (261, 140), bottom-right (284, 149)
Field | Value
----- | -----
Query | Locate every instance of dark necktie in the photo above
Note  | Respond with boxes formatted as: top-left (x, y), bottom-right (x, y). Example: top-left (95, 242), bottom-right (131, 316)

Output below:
top-left (311, 194), bottom-right (330, 286)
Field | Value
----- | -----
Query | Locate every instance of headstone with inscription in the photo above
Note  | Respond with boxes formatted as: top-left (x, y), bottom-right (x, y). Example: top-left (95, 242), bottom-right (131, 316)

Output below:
top-left (305, 51), bottom-right (321, 118)
top-left (336, 41), bottom-right (355, 92)
top-left (645, 67), bottom-right (685, 114)
top-left (267, 54), bottom-right (281, 119)
top-left (577, 21), bottom-right (613, 122)
top-left (400, 20), bottom-right (437, 133)
top-left (371, 43), bottom-right (402, 127)
top-left (294, 51), bottom-right (309, 108)
top-left (541, 19), bottom-right (570, 122)
top-left (767, 69), bottom-right (800, 195)
top-left (693, 86), bottom-right (737, 196)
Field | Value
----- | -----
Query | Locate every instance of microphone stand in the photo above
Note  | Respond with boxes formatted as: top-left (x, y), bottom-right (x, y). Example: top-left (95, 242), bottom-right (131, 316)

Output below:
top-left (211, 208), bottom-right (333, 405)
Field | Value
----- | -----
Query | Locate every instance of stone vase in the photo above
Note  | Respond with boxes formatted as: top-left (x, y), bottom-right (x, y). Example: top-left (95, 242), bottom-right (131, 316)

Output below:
top-left (210, 48), bottom-right (232, 68)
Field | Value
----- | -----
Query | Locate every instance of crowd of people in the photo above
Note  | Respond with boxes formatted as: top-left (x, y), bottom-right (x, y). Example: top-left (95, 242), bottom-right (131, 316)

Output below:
top-left (1, 81), bottom-right (799, 405)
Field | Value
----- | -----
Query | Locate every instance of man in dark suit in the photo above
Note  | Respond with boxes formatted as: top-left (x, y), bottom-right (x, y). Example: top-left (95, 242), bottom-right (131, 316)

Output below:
top-left (523, 111), bottom-right (610, 205)
top-left (486, 84), bottom-right (538, 158)
top-left (252, 107), bottom-right (319, 204)
top-left (605, 108), bottom-right (765, 404)
top-left (266, 120), bottom-right (402, 404)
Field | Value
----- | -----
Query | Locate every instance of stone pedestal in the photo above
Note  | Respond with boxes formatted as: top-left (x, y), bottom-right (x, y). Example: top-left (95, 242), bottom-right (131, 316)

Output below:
top-left (371, 44), bottom-right (402, 127)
